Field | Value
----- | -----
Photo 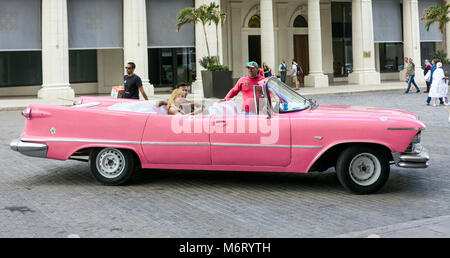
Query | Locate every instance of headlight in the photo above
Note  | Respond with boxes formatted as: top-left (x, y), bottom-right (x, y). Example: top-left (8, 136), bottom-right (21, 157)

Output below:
top-left (411, 132), bottom-right (421, 144)
top-left (404, 132), bottom-right (422, 153)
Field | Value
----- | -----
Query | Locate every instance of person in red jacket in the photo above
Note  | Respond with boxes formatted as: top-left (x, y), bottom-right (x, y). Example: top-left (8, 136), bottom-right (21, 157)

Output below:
top-left (221, 61), bottom-right (265, 114)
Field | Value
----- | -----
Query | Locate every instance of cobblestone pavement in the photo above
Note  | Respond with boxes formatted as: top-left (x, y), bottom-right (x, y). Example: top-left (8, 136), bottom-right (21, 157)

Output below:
top-left (0, 89), bottom-right (449, 238)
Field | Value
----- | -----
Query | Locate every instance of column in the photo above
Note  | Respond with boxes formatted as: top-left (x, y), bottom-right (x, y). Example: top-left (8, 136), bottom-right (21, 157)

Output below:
top-left (304, 0), bottom-right (329, 88)
top-left (320, 1), bottom-right (334, 80)
top-left (260, 0), bottom-right (275, 70)
top-left (276, 2), bottom-right (289, 71)
top-left (123, 0), bottom-right (154, 98)
top-left (446, 0), bottom-right (450, 58)
top-left (402, 0), bottom-right (424, 83)
top-left (348, 0), bottom-right (380, 85)
top-left (38, 0), bottom-right (75, 100)
top-left (231, 1), bottom-right (243, 78)
top-left (192, 0), bottom-right (223, 96)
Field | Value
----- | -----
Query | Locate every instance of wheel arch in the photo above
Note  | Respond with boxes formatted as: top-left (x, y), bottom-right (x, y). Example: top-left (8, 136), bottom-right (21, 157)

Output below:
top-left (70, 145), bottom-right (143, 168)
top-left (307, 142), bottom-right (393, 172)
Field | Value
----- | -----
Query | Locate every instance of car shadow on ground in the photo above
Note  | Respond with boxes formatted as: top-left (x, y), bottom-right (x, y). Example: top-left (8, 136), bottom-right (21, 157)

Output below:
top-left (131, 168), bottom-right (425, 194)
top-left (16, 163), bottom-right (427, 195)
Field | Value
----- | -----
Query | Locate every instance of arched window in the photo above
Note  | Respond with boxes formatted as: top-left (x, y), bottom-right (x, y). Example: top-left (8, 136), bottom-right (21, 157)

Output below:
top-left (248, 15), bottom-right (261, 28)
top-left (293, 15), bottom-right (308, 27)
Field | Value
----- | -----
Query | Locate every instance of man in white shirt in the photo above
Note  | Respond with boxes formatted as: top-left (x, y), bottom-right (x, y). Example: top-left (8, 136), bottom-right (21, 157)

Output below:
top-left (291, 60), bottom-right (300, 90)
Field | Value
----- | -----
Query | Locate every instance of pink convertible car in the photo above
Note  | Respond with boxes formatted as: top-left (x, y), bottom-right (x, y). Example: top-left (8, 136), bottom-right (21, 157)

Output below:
top-left (10, 78), bottom-right (429, 194)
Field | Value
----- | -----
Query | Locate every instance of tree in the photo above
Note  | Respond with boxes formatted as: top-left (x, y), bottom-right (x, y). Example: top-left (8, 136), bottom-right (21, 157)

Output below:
top-left (176, 3), bottom-right (228, 71)
top-left (421, 4), bottom-right (450, 34)
top-left (208, 2), bottom-right (227, 64)
top-left (176, 5), bottom-right (212, 58)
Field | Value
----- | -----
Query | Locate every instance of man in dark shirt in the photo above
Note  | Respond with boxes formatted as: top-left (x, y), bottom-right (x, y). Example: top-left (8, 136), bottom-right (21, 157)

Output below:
top-left (423, 59), bottom-right (432, 93)
top-left (123, 62), bottom-right (148, 100)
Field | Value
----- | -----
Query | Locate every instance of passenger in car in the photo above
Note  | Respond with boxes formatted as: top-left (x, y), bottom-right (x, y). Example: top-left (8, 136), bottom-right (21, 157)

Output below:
top-left (167, 88), bottom-right (203, 115)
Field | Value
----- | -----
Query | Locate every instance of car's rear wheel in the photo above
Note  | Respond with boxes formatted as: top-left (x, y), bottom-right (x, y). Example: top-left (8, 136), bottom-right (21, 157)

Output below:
top-left (89, 148), bottom-right (135, 185)
top-left (336, 145), bottom-right (390, 194)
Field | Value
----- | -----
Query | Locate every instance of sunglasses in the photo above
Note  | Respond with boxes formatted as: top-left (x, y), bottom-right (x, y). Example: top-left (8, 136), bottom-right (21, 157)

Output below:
top-left (126, 67), bottom-right (133, 70)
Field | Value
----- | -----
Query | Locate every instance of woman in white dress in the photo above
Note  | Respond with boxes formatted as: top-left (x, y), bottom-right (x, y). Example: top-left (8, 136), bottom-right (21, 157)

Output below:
top-left (441, 71), bottom-right (449, 106)
top-left (427, 62), bottom-right (445, 106)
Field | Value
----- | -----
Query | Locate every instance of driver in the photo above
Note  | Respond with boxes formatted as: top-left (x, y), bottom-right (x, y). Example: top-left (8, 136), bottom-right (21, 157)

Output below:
top-left (221, 61), bottom-right (265, 114)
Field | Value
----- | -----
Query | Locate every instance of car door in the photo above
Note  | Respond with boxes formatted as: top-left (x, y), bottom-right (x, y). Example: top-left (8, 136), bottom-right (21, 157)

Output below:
top-left (209, 85), bottom-right (291, 166)
top-left (141, 114), bottom-right (211, 165)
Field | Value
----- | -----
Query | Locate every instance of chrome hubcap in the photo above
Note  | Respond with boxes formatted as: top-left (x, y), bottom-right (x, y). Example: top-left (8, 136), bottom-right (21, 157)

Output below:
top-left (349, 153), bottom-right (381, 186)
top-left (96, 149), bottom-right (125, 179)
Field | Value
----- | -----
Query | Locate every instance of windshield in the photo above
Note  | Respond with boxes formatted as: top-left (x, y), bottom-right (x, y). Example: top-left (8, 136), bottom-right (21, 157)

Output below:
top-left (266, 78), bottom-right (311, 112)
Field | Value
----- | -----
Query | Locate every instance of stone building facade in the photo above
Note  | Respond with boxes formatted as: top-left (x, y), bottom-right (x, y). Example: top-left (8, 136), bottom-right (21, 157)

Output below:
top-left (0, 0), bottom-right (448, 99)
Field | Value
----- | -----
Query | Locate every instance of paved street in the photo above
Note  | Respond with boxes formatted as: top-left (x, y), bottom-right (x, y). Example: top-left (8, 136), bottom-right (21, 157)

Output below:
top-left (0, 89), bottom-right (449, 238)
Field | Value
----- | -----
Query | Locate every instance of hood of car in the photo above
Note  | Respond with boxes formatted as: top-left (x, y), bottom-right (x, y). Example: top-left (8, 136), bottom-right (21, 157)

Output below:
top-left (306, 105), bottom-right (419, 120)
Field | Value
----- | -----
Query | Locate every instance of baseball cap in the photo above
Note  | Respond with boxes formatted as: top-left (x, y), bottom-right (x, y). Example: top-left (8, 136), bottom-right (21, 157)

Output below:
top-left (246, 61), bottom-right (259, 69)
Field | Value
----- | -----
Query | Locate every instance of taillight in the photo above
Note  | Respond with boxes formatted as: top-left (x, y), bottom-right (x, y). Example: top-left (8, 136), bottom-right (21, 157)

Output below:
top-left (22, 107), bottom-right (31, 120)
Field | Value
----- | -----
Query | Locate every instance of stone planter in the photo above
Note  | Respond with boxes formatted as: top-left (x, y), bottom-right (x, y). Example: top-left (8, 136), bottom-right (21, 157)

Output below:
top-left (201, 70), bottom-right (233, 99)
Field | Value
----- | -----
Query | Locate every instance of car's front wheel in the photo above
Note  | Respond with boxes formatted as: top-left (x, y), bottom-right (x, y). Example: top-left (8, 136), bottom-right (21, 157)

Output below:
top-left (336, 145), bottom-right (390, 194)
top-left (89, 148), bottom-right (135, 185)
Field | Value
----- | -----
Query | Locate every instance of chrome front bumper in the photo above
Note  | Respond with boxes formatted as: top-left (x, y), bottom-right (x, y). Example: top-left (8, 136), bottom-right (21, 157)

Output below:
top-left (393, 143), bottom-right (429, 168)
top-left (10, 139), bottom-right (48, 158)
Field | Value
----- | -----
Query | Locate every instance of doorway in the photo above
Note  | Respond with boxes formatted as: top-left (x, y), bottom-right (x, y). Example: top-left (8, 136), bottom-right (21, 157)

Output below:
top-left (148, 48), bottom-right (196, 89)
top-left (294, 35), bottom-right (309, 85)
top-left (248, 35), bottom-right (261, 66)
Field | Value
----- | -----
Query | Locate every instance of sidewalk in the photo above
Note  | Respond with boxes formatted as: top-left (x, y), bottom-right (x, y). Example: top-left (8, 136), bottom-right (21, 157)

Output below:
top-left (0, 81), bottom-right (416, 111)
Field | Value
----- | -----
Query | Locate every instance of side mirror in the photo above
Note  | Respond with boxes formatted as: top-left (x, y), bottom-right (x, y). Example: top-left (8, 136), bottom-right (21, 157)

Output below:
top-left (308, 99), bottom-right (318, 110)
top-left (279, 102), bottom-right (288, 112)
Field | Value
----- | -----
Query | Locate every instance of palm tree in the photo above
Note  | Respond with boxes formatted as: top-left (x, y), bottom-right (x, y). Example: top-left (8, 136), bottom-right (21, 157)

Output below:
top-left (421, 4), bottom-right (450, 34)
top-left (208, 2), bottom-right (227, 65)
top-left (176, 5), bottom-right (212, 58)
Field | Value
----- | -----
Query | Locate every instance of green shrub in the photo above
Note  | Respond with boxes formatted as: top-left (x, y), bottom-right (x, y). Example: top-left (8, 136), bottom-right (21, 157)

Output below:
top-left (432, 50), bottom-right (450, 64)
top-left (206, 64), bottom-right (229, 71)
top-left (199, 56), bottom-right (217, 69)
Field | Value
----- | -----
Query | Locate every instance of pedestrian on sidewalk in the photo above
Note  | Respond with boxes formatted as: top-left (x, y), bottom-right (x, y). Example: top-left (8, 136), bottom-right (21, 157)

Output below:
top-left (442, 71), bottom-right (449, 105)
top-left (279, 59), bottom-right (287, 83)
top-left (123, 62), bottom-right (148, 100)
top-left (404, 57), bottom-right (409, 84)
top-left (291, 60), bottom-right (300, 90)
top-left (428, 59), bottom-right (437, 88)
top-left (258, 66), bottom-right (264, 77)
top-left (263, 62), bottom-right (273, 77)
top-left (405, 58), bottom-right (420, 93)
top-left (426, 62), bottom-right (445, 106)
top-left (423, 59), bottom-right (432, 93)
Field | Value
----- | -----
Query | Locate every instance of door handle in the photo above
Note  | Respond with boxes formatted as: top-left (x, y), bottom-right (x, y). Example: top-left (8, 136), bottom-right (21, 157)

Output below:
top-left (214, 120), bottom-right (226, 126)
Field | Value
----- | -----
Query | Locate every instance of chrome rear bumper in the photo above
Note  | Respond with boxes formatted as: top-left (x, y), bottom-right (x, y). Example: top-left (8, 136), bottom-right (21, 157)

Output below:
top-left (393, 143), bottom-right (429, 168)
top-left (10, 139), bottom-right (47, 158)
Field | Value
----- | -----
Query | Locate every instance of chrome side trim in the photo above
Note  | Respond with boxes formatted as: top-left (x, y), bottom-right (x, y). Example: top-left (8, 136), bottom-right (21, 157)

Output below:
top-left (21, 138), bottom-right (142, 145)
top-left (143, 142), bottom-right (210, 146)
top-left (212, 143), bottom-right (289, 148)
top-left (387, 127), bottom-right (423, 131)
top-left (20, 138), bottom-right (323, 149)
top-left (10, 139), bottom-right (47, 158)
top-left (292, 145), bottom-right (323, 149)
